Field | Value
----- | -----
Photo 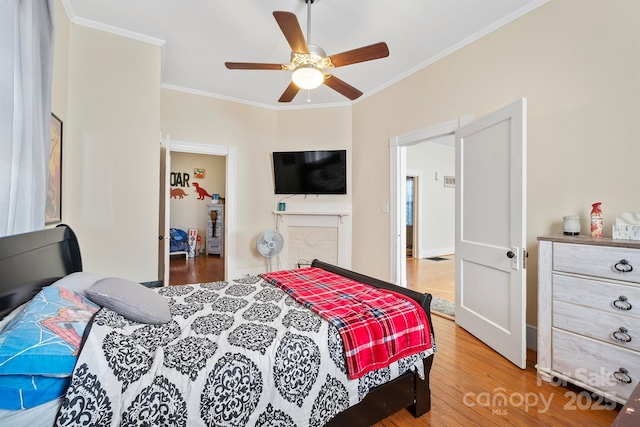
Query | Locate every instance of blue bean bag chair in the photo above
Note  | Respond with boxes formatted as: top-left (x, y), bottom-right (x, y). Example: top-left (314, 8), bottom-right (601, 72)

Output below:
top-left (169, 228), bottom-right (190, 252)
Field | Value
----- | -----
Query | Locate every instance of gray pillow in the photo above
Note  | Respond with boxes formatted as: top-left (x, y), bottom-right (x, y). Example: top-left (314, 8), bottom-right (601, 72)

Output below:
top-left (86, 277), bottom-right (171, 324)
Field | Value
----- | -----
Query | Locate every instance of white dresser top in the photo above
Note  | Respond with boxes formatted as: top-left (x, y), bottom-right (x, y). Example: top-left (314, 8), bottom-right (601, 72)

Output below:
top-left (538, 234), bottom-right (640, 249)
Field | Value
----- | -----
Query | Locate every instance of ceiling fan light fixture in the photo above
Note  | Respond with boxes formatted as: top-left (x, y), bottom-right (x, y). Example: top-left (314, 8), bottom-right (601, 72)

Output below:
top-left (292, 64), bottom-right (324, 89)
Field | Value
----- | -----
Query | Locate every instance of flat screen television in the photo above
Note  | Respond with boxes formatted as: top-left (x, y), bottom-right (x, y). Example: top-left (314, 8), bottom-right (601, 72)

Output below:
top-left (272, 150), bottom-right (347, 195)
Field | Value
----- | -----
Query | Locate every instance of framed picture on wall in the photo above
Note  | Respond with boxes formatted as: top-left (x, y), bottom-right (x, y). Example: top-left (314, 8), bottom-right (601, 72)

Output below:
top-left (444, 175), bottom-right (455, 188)
top-left (46, 113), bottom-right (62, 224)
top-left (194, 168), bottom-right (205, 179)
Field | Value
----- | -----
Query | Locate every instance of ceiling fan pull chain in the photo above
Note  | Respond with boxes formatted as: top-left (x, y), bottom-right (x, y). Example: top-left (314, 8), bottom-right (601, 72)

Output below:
top-left (307, 89), bottom-right (311, 102)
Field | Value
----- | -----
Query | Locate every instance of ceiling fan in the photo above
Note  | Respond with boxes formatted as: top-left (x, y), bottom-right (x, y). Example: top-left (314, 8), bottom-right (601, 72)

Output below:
top-left (224, 0), bottom-right (389, 103)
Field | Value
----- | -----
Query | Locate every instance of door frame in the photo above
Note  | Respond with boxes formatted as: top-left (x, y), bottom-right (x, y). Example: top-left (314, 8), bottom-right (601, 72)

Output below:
top-left (389, 116), bottom-right (472, 286)
top-left (164, 138), bottom-right (237, 281)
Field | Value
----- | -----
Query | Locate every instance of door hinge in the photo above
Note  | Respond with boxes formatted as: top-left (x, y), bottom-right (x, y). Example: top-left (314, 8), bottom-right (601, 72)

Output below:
top-left (523, 249), bottom-right (528, 269)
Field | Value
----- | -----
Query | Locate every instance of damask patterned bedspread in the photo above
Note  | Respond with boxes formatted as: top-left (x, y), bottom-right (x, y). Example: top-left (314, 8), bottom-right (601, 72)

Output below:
top-left (55, 276), bottom-right (434, 427)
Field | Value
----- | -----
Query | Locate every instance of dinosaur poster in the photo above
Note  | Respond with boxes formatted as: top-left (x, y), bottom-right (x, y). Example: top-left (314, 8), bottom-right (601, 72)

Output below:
top-left (192, 183), bottom-right (210, 200)
top-left (170, 188), bottom-right (188, 199)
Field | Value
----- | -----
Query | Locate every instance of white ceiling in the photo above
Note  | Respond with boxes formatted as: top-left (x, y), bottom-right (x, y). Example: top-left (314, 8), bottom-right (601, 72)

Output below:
top-left (63, 0), bottom-right (545, 110)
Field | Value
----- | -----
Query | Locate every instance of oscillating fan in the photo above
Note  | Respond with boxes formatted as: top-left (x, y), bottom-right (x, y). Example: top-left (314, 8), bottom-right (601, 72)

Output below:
top-left (256, 229), bottom-right (285, 272)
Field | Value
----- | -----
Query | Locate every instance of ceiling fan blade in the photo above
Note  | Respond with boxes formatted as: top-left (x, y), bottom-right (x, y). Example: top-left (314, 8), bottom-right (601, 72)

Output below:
top-left (278, 81), bottom-right (300, 103)
top-left (329, 42), bottom-right (389, 67)
top-left (273, 11), bottom-right (309, 54)
top-left (225, 62), bottom-right (284, 70)
top-left (323, 75), bottom-right (363, 100)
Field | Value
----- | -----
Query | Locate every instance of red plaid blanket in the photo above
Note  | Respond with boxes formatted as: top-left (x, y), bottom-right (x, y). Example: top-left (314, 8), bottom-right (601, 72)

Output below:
top-left (262, 267), bottom-right (433, 379)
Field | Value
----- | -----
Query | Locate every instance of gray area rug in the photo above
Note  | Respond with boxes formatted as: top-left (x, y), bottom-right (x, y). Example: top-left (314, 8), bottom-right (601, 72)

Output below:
top-left (431, 296), bottom-right (455, 317)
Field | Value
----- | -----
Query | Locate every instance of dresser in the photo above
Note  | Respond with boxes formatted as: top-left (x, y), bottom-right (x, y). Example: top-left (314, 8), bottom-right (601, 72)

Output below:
top-left (537, 235), bottom-right (640, 404)
top-left (206, 204), bottom-right (224, 256)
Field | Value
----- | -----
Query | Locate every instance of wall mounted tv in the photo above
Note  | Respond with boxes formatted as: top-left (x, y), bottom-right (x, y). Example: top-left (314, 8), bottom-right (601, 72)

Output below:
top-left (272, 150), bottom-right (347, 195)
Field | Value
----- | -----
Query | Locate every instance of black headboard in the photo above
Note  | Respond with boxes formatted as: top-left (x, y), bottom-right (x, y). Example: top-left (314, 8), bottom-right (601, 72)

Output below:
top-left (0, 225), bottom-right (82, 319)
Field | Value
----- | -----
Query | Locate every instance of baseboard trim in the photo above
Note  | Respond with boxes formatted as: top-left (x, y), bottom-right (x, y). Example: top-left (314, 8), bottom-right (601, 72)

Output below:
top-left (231, 267), bottom-right (266, 280)
top-left (417, 247), bottom-right (455, 259)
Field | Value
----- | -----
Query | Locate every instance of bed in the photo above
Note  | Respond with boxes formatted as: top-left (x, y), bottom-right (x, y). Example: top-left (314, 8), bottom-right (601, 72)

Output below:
top-left (0, 225), bottom-right (435, 426)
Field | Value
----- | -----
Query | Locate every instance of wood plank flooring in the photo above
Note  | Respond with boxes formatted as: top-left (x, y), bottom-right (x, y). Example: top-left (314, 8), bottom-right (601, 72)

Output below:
top-left (373, 314), bottom-right (619, 426)
top-left (169, 253), bottom-right (224, 285)
top-left (406, 255), bottom-right (455, 302)
top-left (169, 256), bottom-right (620, 426)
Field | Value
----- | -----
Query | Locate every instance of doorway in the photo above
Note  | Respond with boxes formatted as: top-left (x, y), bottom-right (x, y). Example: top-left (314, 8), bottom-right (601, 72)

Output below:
top-left (389, 116), bottom-right (471, 290)
top-left (404, 138), bottom-right (456, 302)
top-left (390, 101), bottom-right (528, 369)
top-left (405, 175), bottom-right (416, 258)
top-left (159, 139), bottom-right (237, 286)
top-left (168, 151), bottom-right (226, 284)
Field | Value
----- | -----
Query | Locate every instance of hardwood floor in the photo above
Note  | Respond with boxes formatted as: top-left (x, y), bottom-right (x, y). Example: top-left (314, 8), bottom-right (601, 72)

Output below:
top-left (169, 255), bottom-right (620, 425)
top-left (372, 314), bottom-right (619, 426)
top-left (170, 254), bottom-right (456, 298)
top-left (169, 253), bottom-right (224, 285)
top-left (406, 255), bottom-right (455, 302)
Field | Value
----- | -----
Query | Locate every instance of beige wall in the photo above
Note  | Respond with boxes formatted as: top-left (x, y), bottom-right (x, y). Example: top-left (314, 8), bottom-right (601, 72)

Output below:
top-left (51, 0), bottom-right (640, 325)
top-left (58, 21), bottom-right (161, 282)
top-left (352, 0), bottom-right (640, 325)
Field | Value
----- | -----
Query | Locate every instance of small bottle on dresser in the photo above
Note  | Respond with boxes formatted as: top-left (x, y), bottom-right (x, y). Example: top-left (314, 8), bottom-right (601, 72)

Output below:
top-left (590, 202), bottom-right (603, 237)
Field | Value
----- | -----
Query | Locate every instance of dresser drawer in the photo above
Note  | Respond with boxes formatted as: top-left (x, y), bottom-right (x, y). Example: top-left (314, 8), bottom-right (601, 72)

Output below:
top-left (207, 237), bottom-right (222, 246)
top-left (553, 300), bottom-right (640, 352)
top-left (552, 328), bottom-right (640, 402)
top-left (553, 274), bottom-right (640, 319)
top-left (553, 242), bottom-right (640, 283)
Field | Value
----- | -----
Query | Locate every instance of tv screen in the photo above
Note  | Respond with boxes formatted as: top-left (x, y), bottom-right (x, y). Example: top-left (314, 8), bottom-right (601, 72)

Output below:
top-left (272, 150), bottom-right (347, 195)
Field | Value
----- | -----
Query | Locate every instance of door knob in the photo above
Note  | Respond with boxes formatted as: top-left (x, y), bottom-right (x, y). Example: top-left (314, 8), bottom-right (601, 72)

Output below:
top-left (507, 251), bottom-right (515, 258)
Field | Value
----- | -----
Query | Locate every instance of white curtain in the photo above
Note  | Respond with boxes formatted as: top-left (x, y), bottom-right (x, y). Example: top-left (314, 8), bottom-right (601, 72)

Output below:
top-left (0, 0), bottom-right (55, 237)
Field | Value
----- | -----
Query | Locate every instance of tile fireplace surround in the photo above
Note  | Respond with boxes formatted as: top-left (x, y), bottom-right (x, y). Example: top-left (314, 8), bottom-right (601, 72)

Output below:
top-left (272, 203), bottom-right (352, 270)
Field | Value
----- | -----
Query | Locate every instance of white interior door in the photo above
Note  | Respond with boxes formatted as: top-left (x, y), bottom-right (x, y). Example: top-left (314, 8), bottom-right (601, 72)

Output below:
top-left (455, 98), bottom-right (527, 369)
top-left (159, 139), bottom-right (171, 286)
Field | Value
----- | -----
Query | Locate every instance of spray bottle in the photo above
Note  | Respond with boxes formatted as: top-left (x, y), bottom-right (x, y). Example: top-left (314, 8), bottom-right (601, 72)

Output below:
top-left (590, 202), bottom-right (603, 237)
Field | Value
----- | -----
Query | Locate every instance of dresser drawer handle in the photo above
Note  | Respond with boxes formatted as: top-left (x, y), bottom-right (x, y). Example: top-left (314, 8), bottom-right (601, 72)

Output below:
top-left (613, 368), bottom-right (632, 384)
top-left (613, 296), bottom-right (632, 311)
top-left (613, 327), bottom-right (632, 343)
top-left (614, 259), bottom-right (633, 273)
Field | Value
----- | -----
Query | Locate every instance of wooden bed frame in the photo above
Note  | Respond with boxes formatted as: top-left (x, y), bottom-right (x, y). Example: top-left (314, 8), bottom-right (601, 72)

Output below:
top-left (0, 225), bottom-right (434, 426)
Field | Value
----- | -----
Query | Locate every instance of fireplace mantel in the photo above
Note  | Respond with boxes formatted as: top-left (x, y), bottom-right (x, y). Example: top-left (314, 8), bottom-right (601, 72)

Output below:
top-left (270, 203), bottom-right (352, 269)
top-left (273, 211), bottom-right (350, 223)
